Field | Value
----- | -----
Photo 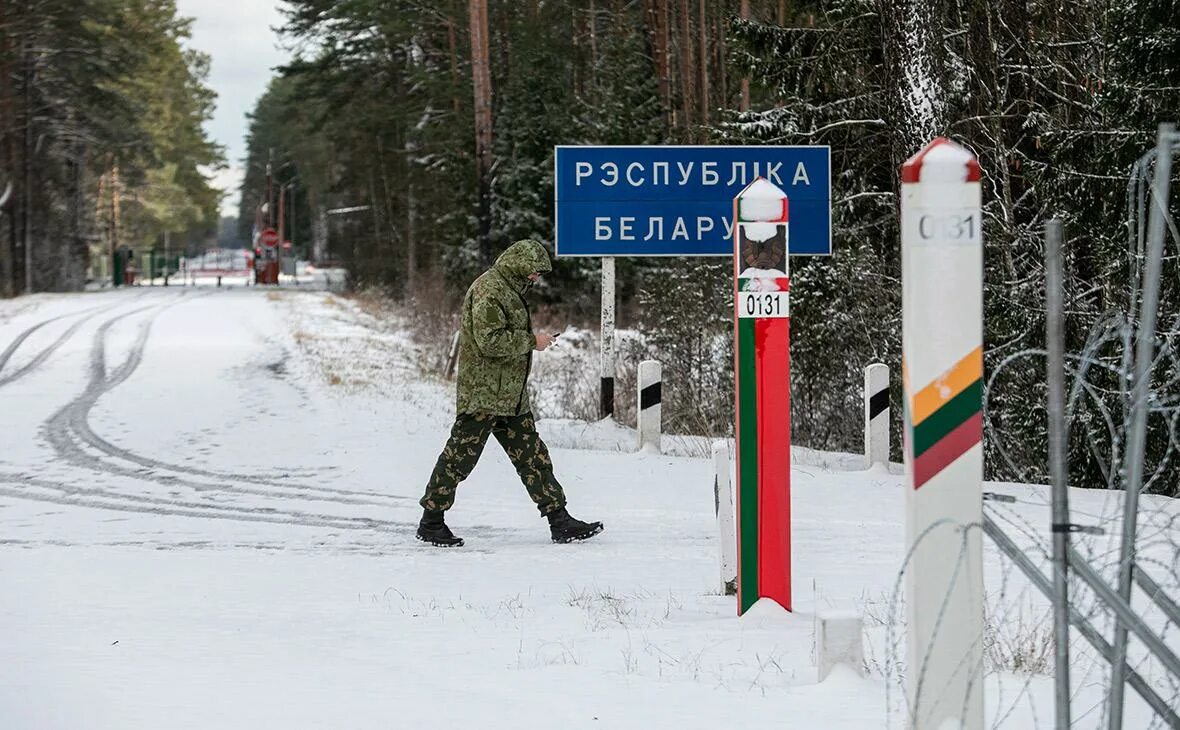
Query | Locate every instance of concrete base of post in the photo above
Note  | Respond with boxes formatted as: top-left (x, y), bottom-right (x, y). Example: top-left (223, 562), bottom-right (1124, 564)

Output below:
top-left (816, 610), bottom-right (864, 682)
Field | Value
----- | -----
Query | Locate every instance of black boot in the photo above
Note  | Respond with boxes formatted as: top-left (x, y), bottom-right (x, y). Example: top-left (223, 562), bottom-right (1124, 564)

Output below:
top-left (417, 509), bottom-right (464, 547)
top-left (547, 507), bottom-right (603, 544)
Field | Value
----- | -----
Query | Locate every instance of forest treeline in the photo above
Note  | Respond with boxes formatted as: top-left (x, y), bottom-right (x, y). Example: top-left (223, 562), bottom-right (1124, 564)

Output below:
top-left (248, 0), bottom-right (1180, 493)
top-left (0, 0), bottom-right (222, 294)
top-left (6, 0), bottom-right (1178, 494)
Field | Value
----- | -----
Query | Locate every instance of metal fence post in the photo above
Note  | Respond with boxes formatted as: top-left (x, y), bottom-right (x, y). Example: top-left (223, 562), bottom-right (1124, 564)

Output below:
top-left (1109, 122), bottom-right (1175, 730)
top-left (1071, 545), bottom-right (1180, 681)
top-left (982, 514), bottom-right (1180, 726)
top-left (1045, 218), bottom-right (1071, 729)
top-left (864, 363), bottom-right (889, 468)
top-left (637, 360), bottom-right (662, 453)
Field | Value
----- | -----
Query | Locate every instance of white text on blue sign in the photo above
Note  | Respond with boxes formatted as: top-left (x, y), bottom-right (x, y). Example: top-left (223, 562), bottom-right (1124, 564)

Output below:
top-left (554, 146), bottom-right (831, 257)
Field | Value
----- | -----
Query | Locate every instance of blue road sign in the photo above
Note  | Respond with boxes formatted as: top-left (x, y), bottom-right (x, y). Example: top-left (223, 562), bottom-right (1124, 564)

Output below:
top-left (554, 145), bottom-right (830, 257)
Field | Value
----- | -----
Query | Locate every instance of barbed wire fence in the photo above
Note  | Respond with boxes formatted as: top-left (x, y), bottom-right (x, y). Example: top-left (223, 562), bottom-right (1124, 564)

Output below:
top-left (882, 124), bottom-right (1180, 729)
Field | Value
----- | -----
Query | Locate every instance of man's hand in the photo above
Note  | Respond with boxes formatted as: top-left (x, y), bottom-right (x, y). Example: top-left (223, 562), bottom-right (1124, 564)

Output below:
top-left (534, 333), bottom-right (556, 351)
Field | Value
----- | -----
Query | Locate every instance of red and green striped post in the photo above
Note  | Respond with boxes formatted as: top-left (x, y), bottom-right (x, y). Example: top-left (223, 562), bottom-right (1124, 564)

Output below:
top-left (901, 137), bottom-right (985, 729)
top-left (734, 177), bottom-right (791, 615)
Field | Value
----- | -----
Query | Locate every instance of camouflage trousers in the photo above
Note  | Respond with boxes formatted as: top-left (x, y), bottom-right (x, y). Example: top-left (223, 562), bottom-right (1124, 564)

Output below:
top-left (420, 413), bottom-right (567, 515)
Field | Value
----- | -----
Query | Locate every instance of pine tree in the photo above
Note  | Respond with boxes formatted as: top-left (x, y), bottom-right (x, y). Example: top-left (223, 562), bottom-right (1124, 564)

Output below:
top-left (0, 0), bottom-right (220, 294)
top-left (720, 0), bottom-right (1180, 492)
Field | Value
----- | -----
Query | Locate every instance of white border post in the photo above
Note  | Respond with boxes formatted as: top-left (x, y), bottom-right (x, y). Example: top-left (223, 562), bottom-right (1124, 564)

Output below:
top-left (864, 363), bottom-right (889, 468)
top-left (637, 360), bottom-right (662, 453)
top-left (901, 138), bottom-right (985, 730)
top-left (600, 256), bottom-right (616, 419)
top-left (713, 440), bottom-right (738, 595)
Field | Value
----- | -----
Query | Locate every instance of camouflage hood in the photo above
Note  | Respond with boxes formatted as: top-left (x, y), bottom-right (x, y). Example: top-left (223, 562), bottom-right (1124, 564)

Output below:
top-left (491, 239), bottom-right (552, 291)
top-left (454, 239), bottom-right (551, 416)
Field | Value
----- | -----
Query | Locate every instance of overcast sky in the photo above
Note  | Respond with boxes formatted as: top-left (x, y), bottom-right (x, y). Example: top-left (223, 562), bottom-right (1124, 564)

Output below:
top-left (175, 0), bottom-right (290, 217)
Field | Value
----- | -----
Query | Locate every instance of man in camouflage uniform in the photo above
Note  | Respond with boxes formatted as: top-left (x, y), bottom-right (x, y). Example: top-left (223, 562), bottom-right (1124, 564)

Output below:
top-left (417, 239), bottom-right (604, 547)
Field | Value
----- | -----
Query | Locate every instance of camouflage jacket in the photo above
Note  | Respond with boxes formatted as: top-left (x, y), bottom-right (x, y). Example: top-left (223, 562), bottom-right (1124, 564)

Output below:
top-left (456, 239), bottom-right (552, 416)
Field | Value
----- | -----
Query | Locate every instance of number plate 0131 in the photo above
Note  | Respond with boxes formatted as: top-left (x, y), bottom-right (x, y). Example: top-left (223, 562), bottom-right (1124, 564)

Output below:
top-left (737, 291), bottom-right (790, 319)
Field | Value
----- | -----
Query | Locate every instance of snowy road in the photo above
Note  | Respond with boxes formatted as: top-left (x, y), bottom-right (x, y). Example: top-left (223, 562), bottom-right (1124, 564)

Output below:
top-left (0, 287), bottom-right (1171, 728)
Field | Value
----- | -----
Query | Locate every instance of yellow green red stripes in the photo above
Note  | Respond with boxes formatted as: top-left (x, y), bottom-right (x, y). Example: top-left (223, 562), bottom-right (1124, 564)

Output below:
top-left (907, 348), bottom-right (983, 489)
top-left (912, 380), bottom-right (982, 455)
top-left (910, 346), bottom-right (983, 424)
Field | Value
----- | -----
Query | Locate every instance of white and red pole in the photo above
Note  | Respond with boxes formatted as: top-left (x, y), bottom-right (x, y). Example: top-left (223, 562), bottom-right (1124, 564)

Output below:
top-left (901, 137), bottom-right (985, 729)
top-left (733, 177), bottom-right (791, 615)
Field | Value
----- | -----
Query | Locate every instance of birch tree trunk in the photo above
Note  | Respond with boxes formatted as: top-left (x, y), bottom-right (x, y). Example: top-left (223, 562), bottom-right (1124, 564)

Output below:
top-left (879, 0), bottom-right (948, 165)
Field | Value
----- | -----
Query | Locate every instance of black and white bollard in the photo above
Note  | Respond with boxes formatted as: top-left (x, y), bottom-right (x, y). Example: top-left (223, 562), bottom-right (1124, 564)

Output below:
top-left (713, 440), bottom-right (738, 596)
top-left (864, 363), bottom-right (889, 468)
top-left (637, 360), bottom-right (662, 453)
top-left (600, 256), bottom-right (616, 419)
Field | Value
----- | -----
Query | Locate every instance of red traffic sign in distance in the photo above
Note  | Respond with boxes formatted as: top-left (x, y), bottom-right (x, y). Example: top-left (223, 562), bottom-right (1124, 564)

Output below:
top-left (260, 228), bottom-right (279, 247)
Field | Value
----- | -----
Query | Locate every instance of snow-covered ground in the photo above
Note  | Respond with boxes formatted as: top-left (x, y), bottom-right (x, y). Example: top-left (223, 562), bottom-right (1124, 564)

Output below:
top-left (0, 286), bottom-right (1176, 728)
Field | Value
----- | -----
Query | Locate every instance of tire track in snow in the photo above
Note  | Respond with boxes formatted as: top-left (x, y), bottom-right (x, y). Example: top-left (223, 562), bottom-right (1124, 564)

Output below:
top-left (35, 299), bottom-right (413, 530)
top-left (0, 301), bottom-right (124, 384)
top-left (0, 536), bottom-right (455, 556)
top-left (0, 474), bottom-right (402, 532)
top-left (0, 291), bottom-right (157, 376)
top-left (56, 296), bottom-right (404, 501)
top-left (0, 312), bottom-right (80, 374)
